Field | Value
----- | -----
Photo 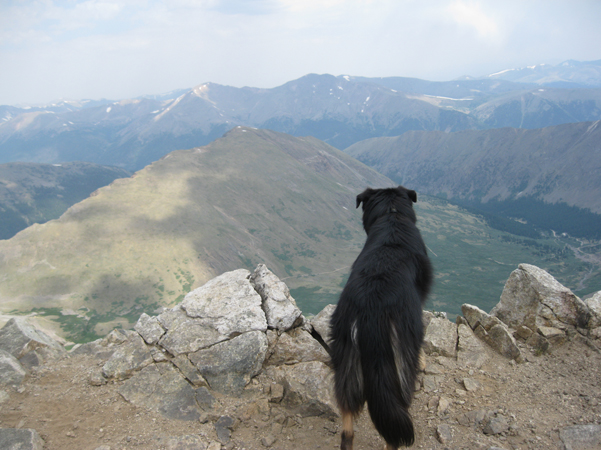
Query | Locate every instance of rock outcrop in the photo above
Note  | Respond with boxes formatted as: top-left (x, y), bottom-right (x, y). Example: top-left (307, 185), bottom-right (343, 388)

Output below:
top-left (491, 264), bottom-right (600, 353)
top-left (0, 262), bottom-right (599, 450)
top-left (69, 264), bottom-right (336, 423)
top-left (0, 317), bottom-right (66, 390)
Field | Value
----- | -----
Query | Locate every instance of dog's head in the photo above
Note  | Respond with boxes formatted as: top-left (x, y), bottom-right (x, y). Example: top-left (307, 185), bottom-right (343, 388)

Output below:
top-left (356, 186), bottom-right (417, 234)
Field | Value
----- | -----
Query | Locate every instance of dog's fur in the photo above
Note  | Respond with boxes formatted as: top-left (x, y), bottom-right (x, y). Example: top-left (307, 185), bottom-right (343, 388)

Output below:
top-left (329, 186), bottom-right (433, 449)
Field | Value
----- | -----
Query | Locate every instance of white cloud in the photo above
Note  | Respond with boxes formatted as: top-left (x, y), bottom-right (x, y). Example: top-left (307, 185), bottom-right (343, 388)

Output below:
top-left (0, 0), bottom-right (600, 105)
top-left (446, 0), bottom-right (501, 41)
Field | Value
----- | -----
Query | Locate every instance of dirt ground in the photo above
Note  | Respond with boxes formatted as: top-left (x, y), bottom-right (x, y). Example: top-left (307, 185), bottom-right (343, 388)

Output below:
top-left (1, 336), bottom-right (600, 450)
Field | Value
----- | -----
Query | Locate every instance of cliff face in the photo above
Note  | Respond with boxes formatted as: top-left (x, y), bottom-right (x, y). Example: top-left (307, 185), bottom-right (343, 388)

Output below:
top-left (0, 263), bottom-right (600, 450)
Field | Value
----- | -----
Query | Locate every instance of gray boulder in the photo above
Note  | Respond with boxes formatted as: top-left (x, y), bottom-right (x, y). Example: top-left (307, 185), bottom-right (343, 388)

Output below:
top-left (181, 268), bottom-right (267, 336)
top-left (559, 424), bottom-right (601, 450)
top-left (0, 349), bottom-right (26, 388)
top-left (492, 264), bottom-right (591, 331)
top-left (585, 291), bottom-right (601, 328)
top-left (102, 333), bottom-right (154, 380)
top-left (189, 330), bottom-right (268, 395)
top-left (159, 269), bottom-right (267, 356)
top-left (250, 264), bottom-right (302, 331)
top-left (266, 327), bottom-right (329, 366)
top-left (462, 304), bottom-right (522, 361)
top-left (423, 317), bottom-right (458, 357)
top-left (269, 361), bottom-right (338, 419)
top-left (0, 318), bottom-right (66, 369)
top-left (158, 308), bottom-right (223, 356)
top-left (0, 428), bottom-right (44, 450)
top-left (118, 363), bottom-right (202, 421)
top-left (456, 324), bottom-right (489, 369)
top-left (135, 313), bottom-right (166, 345)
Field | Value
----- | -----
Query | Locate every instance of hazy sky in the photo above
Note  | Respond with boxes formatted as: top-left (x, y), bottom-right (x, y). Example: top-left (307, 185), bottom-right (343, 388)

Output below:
top-left (1, 0), bottom-right (600, 105)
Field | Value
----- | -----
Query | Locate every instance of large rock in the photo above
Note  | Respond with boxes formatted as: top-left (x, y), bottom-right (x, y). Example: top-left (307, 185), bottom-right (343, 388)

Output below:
top-left (250, 264), bottom-right (302, 331)
top-left (0, 318), bottom-right (66, 369)
top-left (135, 313), bottom-right (166, 345)
top-left (102, 333), bottom-right (154, 380)
top-left (189, 330), bottom-right (268, 395)
top-left (0, 349), bottom-right (27, 388)
top-left (181, 268), bottom-right (267, 335)
top-left (157, 308), bottom-right (223, 356)
top-left (423, 317), bottom-right (458, 357)
top-left (0, 428), bottom-right (44, 450)
top-left (559, 424), bottom-right (601, 450)
top-left (456, 324), bottom-right (489, 368)
top-left (269, 361), bottom-right (338, 418)
top-left (462, 304), bottom-right (522, 361)
top-left (266, 328), bottom-right (329, 366)
top-left (492, 264), bottom-right (591, 331)
top-left (159, 269), bottom-right (267, 356)
top-left (118, 363), bottom-right (202, 421)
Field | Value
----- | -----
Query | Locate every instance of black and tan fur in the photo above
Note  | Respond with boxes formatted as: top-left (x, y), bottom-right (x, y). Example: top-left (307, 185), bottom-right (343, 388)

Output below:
top-left (329, 186), bottom-right (433, 449)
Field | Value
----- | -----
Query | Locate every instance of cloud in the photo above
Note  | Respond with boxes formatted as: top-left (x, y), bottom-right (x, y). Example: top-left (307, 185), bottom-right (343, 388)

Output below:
top-left (446, 0), bottom-right (501, 41)
top-left (0, 0), bottom-right (600, 105)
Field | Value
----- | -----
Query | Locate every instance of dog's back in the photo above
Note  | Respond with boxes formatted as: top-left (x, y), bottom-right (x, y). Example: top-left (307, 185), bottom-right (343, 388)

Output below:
top-left (330, 186), bottom-right (432, 449)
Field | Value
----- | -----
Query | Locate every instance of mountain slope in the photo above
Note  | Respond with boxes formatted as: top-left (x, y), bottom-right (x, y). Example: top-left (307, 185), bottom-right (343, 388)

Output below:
top-left (0, 128), bottom-right (392, 339)
top-left (346, 121), bottom-right (601, 217)
top-left (484, 59), bottom-right (601, 88)
top-left (0, 161), bottom-right (131, 239)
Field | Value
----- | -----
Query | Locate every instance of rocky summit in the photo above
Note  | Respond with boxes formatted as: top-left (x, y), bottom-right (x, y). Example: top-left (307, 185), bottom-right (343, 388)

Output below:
top-left (0, 263), bottom-right (600, 450)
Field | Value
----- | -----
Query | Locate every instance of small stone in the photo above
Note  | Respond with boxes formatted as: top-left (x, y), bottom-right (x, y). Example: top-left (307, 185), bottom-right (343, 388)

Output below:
top-left (463, 377), bottom-right (481, 392)
top-left (269, 383), bottom-right (284, 403)
top-left (261, 434), bottom-right (277, 447)
top-left (424, 363), bottom-right (443, 375)
top-left (436, 424), bottom-right (453, 444)
top-left (89, 371), bottom-right (107, 386)
top-left (215, 416), bottom-right (236, 444)
top-left (437, 397), bottom-right (451, 415)
top-left (483, 416), bottom-right (510, 435)
top-left (515, 325), bottom-right (533, 340)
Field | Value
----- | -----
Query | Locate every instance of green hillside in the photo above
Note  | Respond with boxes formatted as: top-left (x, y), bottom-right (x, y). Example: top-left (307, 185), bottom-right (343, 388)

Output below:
top-left (0, 128), bottom-right (391, 341)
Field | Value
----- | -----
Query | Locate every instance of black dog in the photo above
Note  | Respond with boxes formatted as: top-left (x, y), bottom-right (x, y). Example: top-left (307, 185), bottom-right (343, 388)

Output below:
top-left (329, 186), bottom-right (433, 450)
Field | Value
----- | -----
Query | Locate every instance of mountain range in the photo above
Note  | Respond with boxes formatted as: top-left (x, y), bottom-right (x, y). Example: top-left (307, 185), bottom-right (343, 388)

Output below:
top-left (482, 59), bottom-right (601, 88)
top-left (346, 120), bottom-right (601, 240)
top-left (0, 128), bottom-right (597, 342)
top-left (2, 61), bottom-right (601, 171)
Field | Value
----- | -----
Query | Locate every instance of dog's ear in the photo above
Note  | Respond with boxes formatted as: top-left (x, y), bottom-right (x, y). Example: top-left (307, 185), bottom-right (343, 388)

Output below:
top-left (356, 188), bottom-right (374, 208)
top-left (408, 189), bottom-right (417, 203)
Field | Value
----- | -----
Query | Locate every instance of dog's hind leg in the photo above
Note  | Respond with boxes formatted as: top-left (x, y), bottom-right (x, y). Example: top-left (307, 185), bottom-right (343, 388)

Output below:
top-left (340, 410), bottom-right (354, 450)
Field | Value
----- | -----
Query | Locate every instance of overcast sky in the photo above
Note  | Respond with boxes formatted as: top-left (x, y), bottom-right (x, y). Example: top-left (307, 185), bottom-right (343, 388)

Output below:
top-left (1, 0), bottom-right (600, 106)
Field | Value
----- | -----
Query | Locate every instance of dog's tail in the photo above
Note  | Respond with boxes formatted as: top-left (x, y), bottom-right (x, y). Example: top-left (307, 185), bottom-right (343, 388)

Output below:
top-left (359, 314), bottom-right (421, 448)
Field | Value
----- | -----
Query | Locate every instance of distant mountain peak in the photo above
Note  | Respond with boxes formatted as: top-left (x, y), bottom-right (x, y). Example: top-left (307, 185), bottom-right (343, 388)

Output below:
top-left (483, 59), bottom-right (601, 87)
